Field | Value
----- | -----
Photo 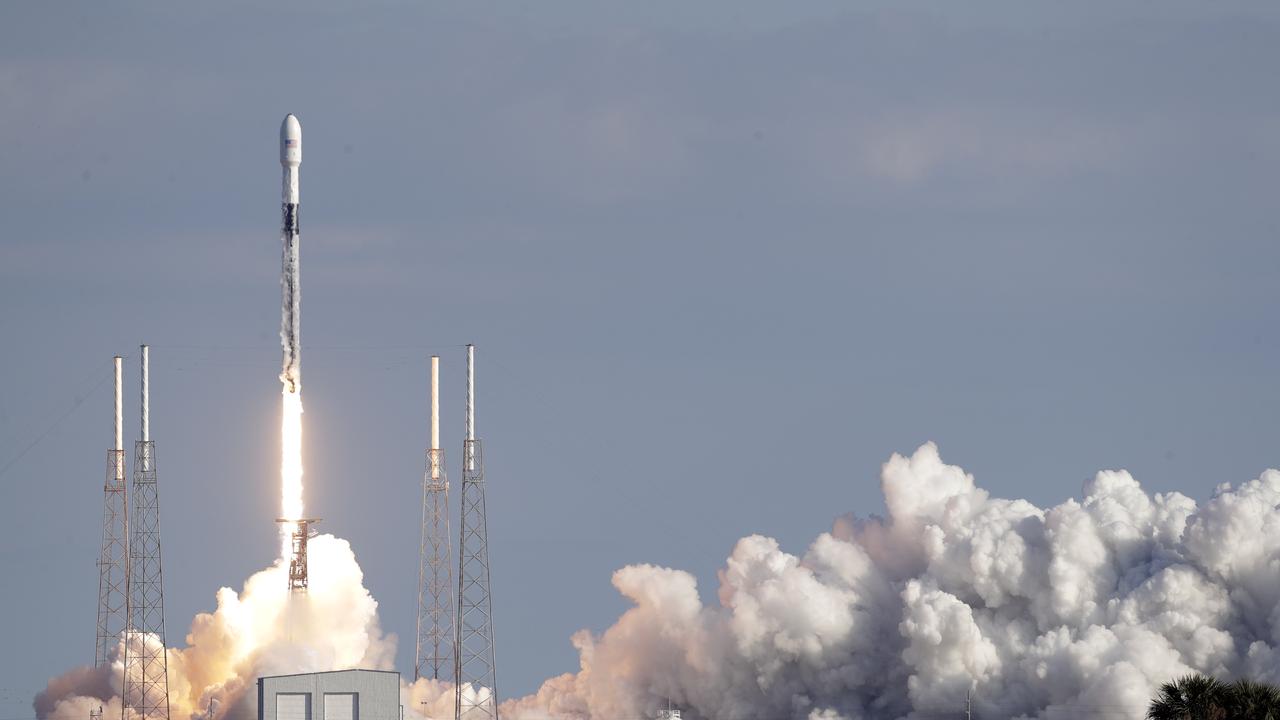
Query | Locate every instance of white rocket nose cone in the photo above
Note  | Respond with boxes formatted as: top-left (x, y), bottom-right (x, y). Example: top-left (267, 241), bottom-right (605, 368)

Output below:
top-left (280, 114), bottom-right (302, 167)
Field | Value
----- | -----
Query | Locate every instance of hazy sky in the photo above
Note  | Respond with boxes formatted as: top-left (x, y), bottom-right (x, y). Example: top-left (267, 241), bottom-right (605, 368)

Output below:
top-left (4, 0), bottom-right (1280, 711)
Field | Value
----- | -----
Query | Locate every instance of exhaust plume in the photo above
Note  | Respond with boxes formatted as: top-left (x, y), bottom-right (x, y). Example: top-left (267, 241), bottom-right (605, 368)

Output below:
top-left (44, 442), bottom-right (1280, 720)
top-left (37, 536), bottom-right (394, 720)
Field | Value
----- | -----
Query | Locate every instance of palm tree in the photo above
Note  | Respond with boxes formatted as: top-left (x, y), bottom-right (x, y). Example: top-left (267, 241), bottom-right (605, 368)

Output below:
top-left (1223, 678), bottom-right (1280, 720)
top-left (1146, 674), bottom-right (1227, 720)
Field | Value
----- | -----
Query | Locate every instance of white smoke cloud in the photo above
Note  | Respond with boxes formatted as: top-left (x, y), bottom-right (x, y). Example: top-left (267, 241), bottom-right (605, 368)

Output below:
top-left (40, 442), bottom-right (1280, 720)
top-left (501, 442), bottom-right (1280, 720)
top-left (37, 535), bottom-right (396, 720)
top-left (402, 678), bottom-right (498, 720)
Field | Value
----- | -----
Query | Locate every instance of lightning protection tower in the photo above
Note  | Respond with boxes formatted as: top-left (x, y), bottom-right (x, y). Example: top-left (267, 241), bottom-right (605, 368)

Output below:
top-left (455, 345), bottom-right (499, 720)
top-left (123, 345), bottom-right (171, 720)
top-left (417, 356), bottom-right (454, 682)
top-left (96, 356), bottom-right (129, 667)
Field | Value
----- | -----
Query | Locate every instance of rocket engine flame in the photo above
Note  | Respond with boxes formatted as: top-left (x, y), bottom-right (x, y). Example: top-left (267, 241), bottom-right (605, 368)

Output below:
top-left (279, 390), bottom-right (304, 557)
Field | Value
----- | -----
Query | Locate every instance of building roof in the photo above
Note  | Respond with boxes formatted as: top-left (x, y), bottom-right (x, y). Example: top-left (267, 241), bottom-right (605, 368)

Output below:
top-left (258, 669), bottom-right (400, 681)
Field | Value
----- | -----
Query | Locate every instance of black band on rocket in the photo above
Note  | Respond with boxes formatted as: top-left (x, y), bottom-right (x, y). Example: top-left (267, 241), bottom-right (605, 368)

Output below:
top-left (282, 204), bottom-right (299, 234)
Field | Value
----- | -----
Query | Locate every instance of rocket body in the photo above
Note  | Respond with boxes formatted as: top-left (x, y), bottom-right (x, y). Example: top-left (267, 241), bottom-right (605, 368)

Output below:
top-left (280, 114), bottom-right (302, 393)
top-left (281, 114), bottom-right (301, 229)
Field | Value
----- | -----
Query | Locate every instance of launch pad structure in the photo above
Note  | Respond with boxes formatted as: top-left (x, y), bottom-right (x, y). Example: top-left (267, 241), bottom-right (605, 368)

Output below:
top-left (277, 518), bottom-right (321, 591)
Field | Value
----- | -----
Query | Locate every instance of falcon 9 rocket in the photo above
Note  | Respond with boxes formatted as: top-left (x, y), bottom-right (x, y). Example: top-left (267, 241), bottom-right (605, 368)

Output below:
top-left (280, 113), bottom-right (302, 393)
top-left (277, 114), bottom-right (308, 563)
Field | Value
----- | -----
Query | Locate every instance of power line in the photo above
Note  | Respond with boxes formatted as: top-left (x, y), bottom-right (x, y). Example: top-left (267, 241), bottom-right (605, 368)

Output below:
top-left (0, 359), bottom-right (115, 480)
top-left (147, 343), bottom-right (469, 352)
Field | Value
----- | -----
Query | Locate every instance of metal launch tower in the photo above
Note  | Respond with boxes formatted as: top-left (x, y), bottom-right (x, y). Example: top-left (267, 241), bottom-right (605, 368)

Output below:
top-left (417, 356), bottom-right (454, 682)
top-left (455, 345), bottom-right (499, 720)
top-left (277, 518), bottom-right (321, 591)
top-left (123, 345), bottom-right (171, 720)
top-left (96, 356), bottom-right (129, 667)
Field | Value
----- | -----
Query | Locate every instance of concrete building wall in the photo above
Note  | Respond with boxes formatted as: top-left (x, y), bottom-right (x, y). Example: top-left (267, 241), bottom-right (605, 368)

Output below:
top-left (258, 670), bottom-right (401, 720)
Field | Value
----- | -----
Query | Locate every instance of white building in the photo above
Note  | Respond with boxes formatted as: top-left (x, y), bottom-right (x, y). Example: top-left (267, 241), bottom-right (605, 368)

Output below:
top-left (257, 669), bottom-right (401, 720)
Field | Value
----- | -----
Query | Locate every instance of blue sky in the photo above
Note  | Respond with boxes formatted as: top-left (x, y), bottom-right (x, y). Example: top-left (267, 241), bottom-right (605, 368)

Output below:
top-left (3, 0), bottom-right (1280, 711)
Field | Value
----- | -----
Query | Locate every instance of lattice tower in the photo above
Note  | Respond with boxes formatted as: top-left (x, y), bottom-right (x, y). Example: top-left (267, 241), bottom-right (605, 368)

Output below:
top-left (123, 346), bottom-right (171, 720)
top-left (417, 356), bottom-right (455, 682)
top-left (455, 344), bottom-right (498, 720)
top-left (96, 356), bottom-right (129, 667)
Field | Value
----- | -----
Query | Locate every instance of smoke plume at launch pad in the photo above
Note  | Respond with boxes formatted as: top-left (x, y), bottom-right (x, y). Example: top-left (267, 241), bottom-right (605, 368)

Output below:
top-left (36, 442), bottom-right (1280, 720)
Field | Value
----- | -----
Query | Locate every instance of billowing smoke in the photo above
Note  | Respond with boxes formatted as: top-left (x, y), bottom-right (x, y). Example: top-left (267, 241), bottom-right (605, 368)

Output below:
top-left (36, 536), bottom-right (395, 720)
top-left (41, 442), bottom-right (1280, 720)
top-left (501, 443), bottom-right (1280, 720)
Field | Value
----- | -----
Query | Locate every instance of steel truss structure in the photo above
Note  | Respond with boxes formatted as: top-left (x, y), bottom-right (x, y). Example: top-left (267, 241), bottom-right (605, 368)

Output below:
top-left (123, 439), bottom-right (171, 720)
top-left (416, 446), bottom-right (454, 682)
top-left (123, 346), bottom-right (171, 720)
top-left (96, 448), bottom-right (129, 667)
top-left (277, 518), bottom-right (321, 591)
top-left (96, 357), bottom-right (129, 668)
top-left (456, 345), bottom-right (498, 720)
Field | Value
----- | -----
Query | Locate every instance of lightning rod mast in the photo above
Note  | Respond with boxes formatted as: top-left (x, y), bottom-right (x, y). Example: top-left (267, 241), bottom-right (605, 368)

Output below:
top-left (95, 356), bottom-right (129, 667)
top-left (123, 345), bottom-right (172, 720)
top-left (455, 345), bottom-right (499, 720)
top-left (417, 356), bottom-right (455, 682)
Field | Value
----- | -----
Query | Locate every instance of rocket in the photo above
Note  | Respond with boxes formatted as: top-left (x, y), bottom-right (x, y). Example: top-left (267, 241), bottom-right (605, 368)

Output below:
top-left (281, 114), bottom-right (301, 230)
top-left (280, 114), bottom-right (302, 393)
